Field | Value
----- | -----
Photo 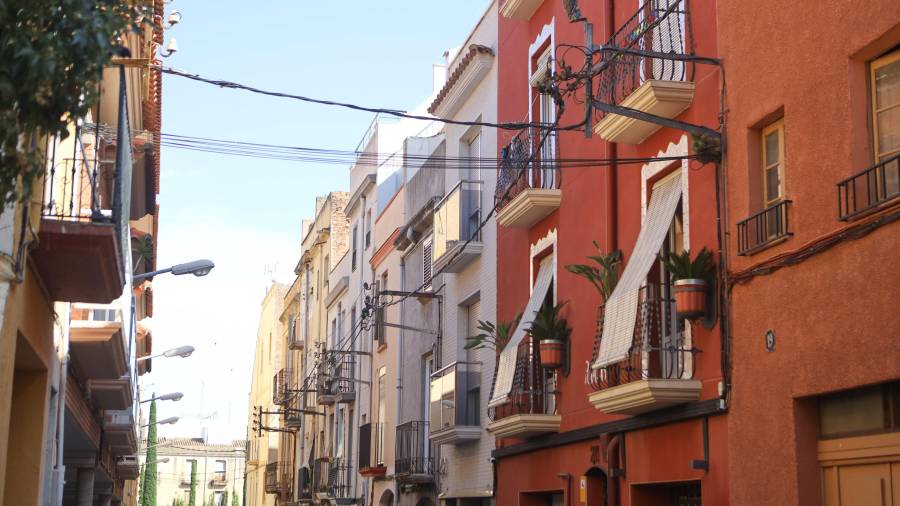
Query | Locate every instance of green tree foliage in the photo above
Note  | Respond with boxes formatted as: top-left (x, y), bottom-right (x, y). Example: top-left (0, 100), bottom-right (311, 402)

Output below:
top-left (232, 488), bottom-right (239, 506)
top-left (188, 460), bottom-right (198, 506)
top-left (565, 243), bottom-right (622, 301)
top-left (0, 0), bottom-right (148, 209)
top-left (140, 399), bottom-right (158, 506)
top-left (138, 464), bottom-right (146, 506)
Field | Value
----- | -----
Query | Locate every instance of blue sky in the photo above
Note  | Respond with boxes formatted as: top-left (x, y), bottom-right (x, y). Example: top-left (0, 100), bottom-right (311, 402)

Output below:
top-left (146, 0), bottom-right (490, 441)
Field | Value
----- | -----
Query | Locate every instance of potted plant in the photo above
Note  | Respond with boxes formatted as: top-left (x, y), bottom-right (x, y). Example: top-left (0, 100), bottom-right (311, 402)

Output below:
top-left (464, 314), bottom-right (521, 351)
top-left (658, 247), bottom-right (715, 319)
top-left (527, 302), bottom-right (570, 369)
top-left (565, 243), bottom-right (622, 301)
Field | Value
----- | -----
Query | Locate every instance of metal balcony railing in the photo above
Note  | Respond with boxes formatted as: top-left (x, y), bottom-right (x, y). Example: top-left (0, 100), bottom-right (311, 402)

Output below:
top-left (41, 156), bottom-right (116, 222)
top-left (837, 153), bottom-right (900, 220)
top-left (358, 422), bottom-right (385, 473)
top-left (737, 200), bottom-right (792, 255)
top-left (586, 284), bottom-right (698, 391)
top-left (594, 0), bottom-right (694, 122)
top-left (430, 361), bottom-right (482, 433)
top-left (313, 457), bottom-right (330, 495)
top-left (495, 127), bottom-right (560, 211)
top-left (273, 368), bottom-right (293, 406)
top-left (264, 462), bottom-right (287, 495)
top-left (327, 458), bottom-right (354, 499)
top-left (487, 338), bottom-right (557, 422)
top-left (210, 472), bottom-right (227, 486)
top-left (318, 351), bottom-right (356, 403)
top-left (434, 180), bottom-right (483, 260)
top-left (395, 421), bottom-right (434, 480)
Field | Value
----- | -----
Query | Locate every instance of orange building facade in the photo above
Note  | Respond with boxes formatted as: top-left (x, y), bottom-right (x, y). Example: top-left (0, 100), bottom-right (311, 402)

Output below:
top-left (720, 2), bottom-right (900, 505)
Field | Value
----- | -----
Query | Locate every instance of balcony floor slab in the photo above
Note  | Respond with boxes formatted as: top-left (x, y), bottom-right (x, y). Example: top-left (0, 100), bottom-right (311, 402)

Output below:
top-left (487, 413), bottom-right (561, 439)
top-left (588, 378), bottom-right (702, 415)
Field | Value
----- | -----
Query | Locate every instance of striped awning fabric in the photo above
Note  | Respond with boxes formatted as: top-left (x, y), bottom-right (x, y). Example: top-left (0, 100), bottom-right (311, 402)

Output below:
top-left (593, 174), bottom-right (682, 369)
top-left (488, 260), bottom-right (555, 408)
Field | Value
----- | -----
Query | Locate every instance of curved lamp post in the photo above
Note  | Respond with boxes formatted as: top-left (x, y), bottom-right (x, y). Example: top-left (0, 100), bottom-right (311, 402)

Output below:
top-left (141, 392), bottom-right (184, 403)
top-left (133, 259), bottom-right (215, 283)
top-left (137, 345), bottom-right (194, 363)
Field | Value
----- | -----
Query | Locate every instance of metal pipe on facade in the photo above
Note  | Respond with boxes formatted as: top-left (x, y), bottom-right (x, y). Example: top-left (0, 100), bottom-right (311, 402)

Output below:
top-left (604, 0), bottom-right (618, 254)
top-left (606, 433), bottom-right (621, 506)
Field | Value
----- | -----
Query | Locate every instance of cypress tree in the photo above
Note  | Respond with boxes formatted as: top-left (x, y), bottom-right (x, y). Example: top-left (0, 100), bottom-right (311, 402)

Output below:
top-left (232, 488), bottom-right (239, 506)
top-left (140, 399), bottom-right (159, 506)
top-left (138, 464), bottom-right (146, 506)
top-left (188, 460), bottom-right (198, 506)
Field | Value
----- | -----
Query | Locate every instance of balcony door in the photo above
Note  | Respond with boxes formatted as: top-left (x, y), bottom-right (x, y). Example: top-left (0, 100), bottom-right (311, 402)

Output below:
top-left (639, 0), bottom-right (688, 83)
top-left (650, 199), bottom-right (685, 380)
top-left (422, 354), bottom-right (434, 464)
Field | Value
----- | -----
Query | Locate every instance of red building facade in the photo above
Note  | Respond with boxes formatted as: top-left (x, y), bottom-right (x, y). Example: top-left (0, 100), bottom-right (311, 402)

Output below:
top-left (489, 0), bottom-right (728, 505)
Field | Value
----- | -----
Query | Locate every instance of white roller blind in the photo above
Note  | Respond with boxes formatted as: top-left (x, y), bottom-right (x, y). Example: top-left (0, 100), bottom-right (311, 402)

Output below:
top-left (488, 261), bottom-right (555, 408)
top-left (593, 175), bottom-right (682, 369)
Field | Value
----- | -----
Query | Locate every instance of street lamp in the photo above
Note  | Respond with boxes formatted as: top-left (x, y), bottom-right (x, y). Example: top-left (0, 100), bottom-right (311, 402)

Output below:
top-left (136, 345), bottom-right (194, 363)
top-left (133, 259), bottom-right (215, 282)
top-left (146, 457), bottom-right (170, 466)
top-left (141, 416), bottom-right (179, 428)
top-left (141, 392), bottom-right (184, 403)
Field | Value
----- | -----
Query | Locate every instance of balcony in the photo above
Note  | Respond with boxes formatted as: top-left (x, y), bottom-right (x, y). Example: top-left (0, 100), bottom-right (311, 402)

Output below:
top-left (273, 368), bottom-right (293, 406)
top-left (116, 455), bottom-right (140, 480)
top-left (209, 472), bottom-right (227, 487)
top-left (486, 339), bottom-right (560, 439)
top-left (102, 409), bottom-right (138, 456)
top-left (587, 285), bottom-right (701, 415)
top-left (395, 421), bottom-right (434, 484)
top-left (433, 181), bottom-right (483, 273)
top-left (31, 70), bottom-right (133, 304)
top-left (327, 458), bottom-right (355, 503)
top-left (265, 461), bottom-right (291, 496)
top-left (313, 457), bottom-right (330, 499)
top-left (284, 391), bottom-right (303, 429)
top-left (430, 362), bottom-right (482, 445)
top-left (593, 0), bottom-right (695, 144)
top-left (69, 307), bottom-right (128, 380)
top-left (837, 153), bottom-right (900, 220)
top-left (737, 200), bottom-right (792, 255)
top-left (358, 422), bottom-right (386, 477)
top-left (317, 352), bottom-right (356, 405)
top-left (495, 127), bottom-right (561, 228)
top-left (288, 315), bottom-right (304, 350)
top-left (499, 0), bottom-right (543, 21)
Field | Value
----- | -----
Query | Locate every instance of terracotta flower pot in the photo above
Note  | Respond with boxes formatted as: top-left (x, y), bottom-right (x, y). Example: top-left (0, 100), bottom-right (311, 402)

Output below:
top-left (539, 339), bottom-right (565, 369)
top-left (674, 278), bottom-right (708, 319)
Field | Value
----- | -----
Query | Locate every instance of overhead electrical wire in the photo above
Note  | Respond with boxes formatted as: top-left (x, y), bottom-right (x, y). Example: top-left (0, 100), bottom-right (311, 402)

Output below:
top-left (156, 66), bottom-right (591, 132)
top-left (158, 132), bottom-right (695, 169)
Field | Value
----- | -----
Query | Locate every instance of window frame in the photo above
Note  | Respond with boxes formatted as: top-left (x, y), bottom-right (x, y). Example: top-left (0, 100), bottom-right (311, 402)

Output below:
top-left (422, 235), bottom-right (433, 290)
top-left (761, 118), bottom-right (786, 208)
top-left (871, 49), bottom-right (900, 163)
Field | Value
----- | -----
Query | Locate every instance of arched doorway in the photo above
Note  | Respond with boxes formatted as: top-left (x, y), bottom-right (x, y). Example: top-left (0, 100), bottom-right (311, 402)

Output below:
top-left (379, 489), bottom-right (395, 506)
top-left (585, 467), bottom-right (608, 506)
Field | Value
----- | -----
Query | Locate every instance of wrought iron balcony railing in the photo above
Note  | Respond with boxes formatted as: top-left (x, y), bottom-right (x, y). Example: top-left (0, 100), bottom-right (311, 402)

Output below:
top-left (495, 127), bottom-right (560, 211)
top-left (487, 337), bottom-right (557, 422)
top-left (264, 461), bottom-right (291, 495)
top-left (317, 351), bottom-right (356, 404)
top-left (837, 153), bottom-right (900, 220)
top-left (586, 284), bottom-right (698, 391)
top-left (327, 457), bottom-right (354, 499)
top-left (41, 156), bottom-right (116, 222)
top-left (737, 200), bottom-right (792, 255)
top-left (594, 0), bottom-right (694, 122)
top-left (273, 368), bottom-right (293, 406)
top-left (395, 421), bottom-right (434, 481)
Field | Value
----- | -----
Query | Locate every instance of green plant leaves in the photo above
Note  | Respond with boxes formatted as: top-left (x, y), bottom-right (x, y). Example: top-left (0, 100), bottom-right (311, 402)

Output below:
top-left (526, 302), bottom-right (570, 342)
top-left (565, 243), bottom-right (622, 300)
top-left (657, 247), bottom-right (715, 281)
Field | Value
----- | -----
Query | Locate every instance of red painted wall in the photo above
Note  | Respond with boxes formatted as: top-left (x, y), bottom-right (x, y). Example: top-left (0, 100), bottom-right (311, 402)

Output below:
top-left (496, 0), bottom-right (728, 504)
top-left (718, 2), bottom-right (900, 505)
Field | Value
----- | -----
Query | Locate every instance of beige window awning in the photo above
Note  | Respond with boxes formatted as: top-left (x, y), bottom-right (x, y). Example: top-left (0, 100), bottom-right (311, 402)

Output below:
top-left (593, 175), bottom-right (682, 369)
top-left (488, 260), bottom-right (555, 408)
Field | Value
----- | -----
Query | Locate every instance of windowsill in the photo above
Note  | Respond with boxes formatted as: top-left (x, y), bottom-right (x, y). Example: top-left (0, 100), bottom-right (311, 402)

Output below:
top-left (738, 233), bottom-right (791, 257)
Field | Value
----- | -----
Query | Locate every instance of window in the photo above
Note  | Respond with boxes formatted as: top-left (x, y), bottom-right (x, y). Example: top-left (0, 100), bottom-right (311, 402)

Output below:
top-left (213, 492), bottom-right (225, 506)
top-left (183, 459), bottom-right (196, 483)
top-left (761, 119), bottom-right (785, 208)
top-left (214, 460), bottom-right (226, 481)
top-left (91, 308), bottom-right (117, 321)
top-left (465, 132), bottom-right (482, 182)
top-left (872, 50), bottom-right (900, 163)
top-left (365, 210), bottom-right (372, 249)
top-left (423, 235), bottom-right (433, 290)
top-left (377, 367), bottom-right (387, 464)
top-left (818, 382), bottom-right (900, 438)
top-left (336, 406), bottom-right (345, 457)
top-left (350, 306), bottom-right (357, 342)
top-left (351, 224), bottom-right (358, 271)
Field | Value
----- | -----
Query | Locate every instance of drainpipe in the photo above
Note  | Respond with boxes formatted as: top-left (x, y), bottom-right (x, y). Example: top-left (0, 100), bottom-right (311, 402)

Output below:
top-left (395, 254), bottom-right (405, 504)
top-left (603, 0), bottom-right (619, 255)
top-left (54, 316), bottom-right (68, 505)
top-left (606, 434), bottom-right (621, 506)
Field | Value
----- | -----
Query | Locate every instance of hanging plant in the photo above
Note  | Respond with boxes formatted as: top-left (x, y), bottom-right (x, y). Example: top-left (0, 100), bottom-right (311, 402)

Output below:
top-left (658, 247), bottom-right (715, 319)
top-left (527, 302), bottom-right (570, 369)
